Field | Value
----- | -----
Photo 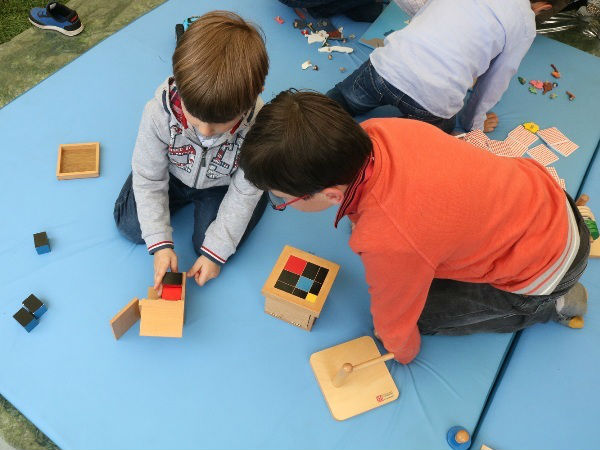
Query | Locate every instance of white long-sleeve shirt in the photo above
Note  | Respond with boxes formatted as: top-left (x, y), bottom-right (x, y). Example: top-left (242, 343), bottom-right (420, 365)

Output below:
top-left (371, 0), bottom-right (536, 130)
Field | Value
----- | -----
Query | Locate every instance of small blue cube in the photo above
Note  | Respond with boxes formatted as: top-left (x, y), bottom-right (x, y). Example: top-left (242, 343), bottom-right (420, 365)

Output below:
top-left (23, 294), bottom-right (47, 319)
top-left (36, 244), bottom-right (50, 255)
top-left (13, 308), bottom-right (39, 332)
top-left (33, 232), bottom-right (51, 255)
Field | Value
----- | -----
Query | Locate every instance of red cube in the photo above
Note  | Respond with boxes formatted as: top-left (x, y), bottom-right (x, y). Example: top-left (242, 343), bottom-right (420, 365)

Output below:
top-left (162, 285), bottom-right (182, 301)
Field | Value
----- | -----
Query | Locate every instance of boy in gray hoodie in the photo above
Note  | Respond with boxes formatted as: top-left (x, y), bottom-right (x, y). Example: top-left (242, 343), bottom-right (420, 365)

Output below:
top-left (114, 11), bottom-right (269, 293)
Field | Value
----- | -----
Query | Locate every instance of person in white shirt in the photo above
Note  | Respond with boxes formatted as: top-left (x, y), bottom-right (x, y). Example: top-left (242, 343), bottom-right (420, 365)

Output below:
top-left (327, 0), bottom-right (570, 133)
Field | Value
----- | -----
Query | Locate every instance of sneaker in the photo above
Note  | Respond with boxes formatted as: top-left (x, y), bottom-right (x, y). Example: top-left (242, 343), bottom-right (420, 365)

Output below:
top-left (29, 2), bottom-right (84, 37)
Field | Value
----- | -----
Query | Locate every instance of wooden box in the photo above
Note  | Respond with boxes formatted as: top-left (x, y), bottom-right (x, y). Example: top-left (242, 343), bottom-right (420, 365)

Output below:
top-left (56, 142), bottom-right (100, 180)
top-left (262, 246), bottom-right (339, 331)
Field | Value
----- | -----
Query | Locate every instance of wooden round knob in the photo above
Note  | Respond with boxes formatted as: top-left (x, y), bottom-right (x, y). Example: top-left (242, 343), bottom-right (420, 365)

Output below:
top-left (342, 363), bottom-right (353, 373)
top-left (455, 430), bottom-right (470, 444)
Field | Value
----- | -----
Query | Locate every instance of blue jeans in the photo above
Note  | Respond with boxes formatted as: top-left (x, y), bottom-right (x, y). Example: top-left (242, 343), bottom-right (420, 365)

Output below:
top-left (113, 173), bottom-right (268, 256)
top-left (327, 60), bottom-right (457, 133)
top-left (278, 0), bottom-right (383, 21)
top-left (418, 194), bottom-right (590, 335)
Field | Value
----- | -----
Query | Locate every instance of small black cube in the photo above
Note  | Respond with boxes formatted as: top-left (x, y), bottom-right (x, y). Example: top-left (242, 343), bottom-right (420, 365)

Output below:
top-left (162, 272), bottom-right (183, 286)
top-left (23, 294), bottom-right (47, 319)
top-left (13, 308), bottom-right (39, 332)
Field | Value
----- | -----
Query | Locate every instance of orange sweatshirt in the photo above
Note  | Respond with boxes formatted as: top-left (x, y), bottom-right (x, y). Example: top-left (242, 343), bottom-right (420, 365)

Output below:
top-left (336, 119), bottom-right (579, 364)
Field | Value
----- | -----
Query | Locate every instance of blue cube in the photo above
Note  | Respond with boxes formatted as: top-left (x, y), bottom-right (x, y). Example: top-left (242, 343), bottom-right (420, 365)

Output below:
top-left (23, 294), bottom-right (47, 319)
top-left (33, 232), bottom-right (51, 255)
top-left (13, 308), bottom-right (39, 332)
top-left (36, 244), bottom-right (50, 255)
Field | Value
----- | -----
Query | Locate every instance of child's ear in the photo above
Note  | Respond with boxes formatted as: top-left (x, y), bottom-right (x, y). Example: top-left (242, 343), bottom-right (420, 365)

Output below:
top-left (322, 187), bottom-right (345, 205)
top-left (261, 86), bottom-right (265, 93)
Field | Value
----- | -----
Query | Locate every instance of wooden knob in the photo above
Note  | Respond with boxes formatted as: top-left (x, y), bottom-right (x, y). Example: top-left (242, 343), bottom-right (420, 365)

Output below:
top-left (455, 430), bottom-right (470, 444)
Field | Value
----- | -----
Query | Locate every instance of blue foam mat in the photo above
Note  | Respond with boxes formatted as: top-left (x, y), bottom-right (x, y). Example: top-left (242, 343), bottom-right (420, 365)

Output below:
top-left (472, 150), bottom-right (600, 450)
top-left (0, 1), bottom-right (598, 449)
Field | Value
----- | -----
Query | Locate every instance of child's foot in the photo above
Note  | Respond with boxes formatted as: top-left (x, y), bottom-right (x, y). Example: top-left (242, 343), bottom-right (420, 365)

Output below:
top-left (555, 283), bottom-right (588, 328)
top-left (29, 2), bottom-right (83, 37)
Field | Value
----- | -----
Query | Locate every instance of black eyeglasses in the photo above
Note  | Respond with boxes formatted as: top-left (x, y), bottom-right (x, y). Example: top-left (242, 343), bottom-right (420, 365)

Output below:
top-left (268, 192), bottom-right (310, 211)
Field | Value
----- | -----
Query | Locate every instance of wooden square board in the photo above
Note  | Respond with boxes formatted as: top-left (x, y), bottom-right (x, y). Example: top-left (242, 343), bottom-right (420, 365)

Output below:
top-left (56, 142), bottom-right (100, 180)
top-left (310, 336), bottom-right (399, 421)
top-left (109, 297), bottom-right (140, 340)
top-left (262, 245), bottom-right (339, 316)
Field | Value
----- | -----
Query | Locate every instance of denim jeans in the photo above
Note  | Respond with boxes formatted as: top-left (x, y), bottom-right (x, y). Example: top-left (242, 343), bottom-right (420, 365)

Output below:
top-left (113, 173), bottom-right (268, 256)
top-left (417, 194), bottom-right (591, 335)
top-left (327, 60), bottom-right (457, 133)
top-left (278, 0), bottom-right (381, 19)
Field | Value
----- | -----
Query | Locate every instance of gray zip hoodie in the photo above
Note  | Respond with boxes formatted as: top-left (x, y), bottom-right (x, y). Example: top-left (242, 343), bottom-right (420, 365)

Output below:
top-left (131, 77), bottom-right (264, 265)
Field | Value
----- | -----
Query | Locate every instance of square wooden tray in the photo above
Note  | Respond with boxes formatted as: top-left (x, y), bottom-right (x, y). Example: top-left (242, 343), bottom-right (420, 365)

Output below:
top-left (56, 142), bottom-right (100, 180)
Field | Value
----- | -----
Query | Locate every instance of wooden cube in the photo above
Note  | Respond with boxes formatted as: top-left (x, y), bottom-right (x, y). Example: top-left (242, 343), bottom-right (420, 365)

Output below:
top-left (139, 271), bottom-right (187, 338)
top-left (262, 246), bottom-right (339, 331)
top-left (56, 142), bottom-right (100, 180)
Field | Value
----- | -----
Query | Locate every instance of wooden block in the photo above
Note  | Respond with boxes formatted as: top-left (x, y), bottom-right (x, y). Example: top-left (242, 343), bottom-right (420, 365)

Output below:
top-left (262, 245), bottom-right (339, 318)
top-left (265, 296), bottom-right (314, 331)
top-left (56, 142), bottom-right (100, 180)
top-left (591, 237), bottom-right (600, 258)
top-left (147, 286), bottom-right (160, 299)
top-left (109, 298), bottom-right (140, 340)
top-left (310, 336), bottom-right (399, 421)
top-left (139, 298), bottom-right (184, 338)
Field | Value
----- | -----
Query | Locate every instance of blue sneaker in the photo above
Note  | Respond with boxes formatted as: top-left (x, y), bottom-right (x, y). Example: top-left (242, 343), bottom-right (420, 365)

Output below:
top-left (29, 2), bottom-right (84, 36)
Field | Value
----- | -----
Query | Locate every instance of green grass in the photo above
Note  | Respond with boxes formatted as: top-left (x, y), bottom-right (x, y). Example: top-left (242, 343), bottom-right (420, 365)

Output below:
top-left (0, 1), bottom-right (69, 45)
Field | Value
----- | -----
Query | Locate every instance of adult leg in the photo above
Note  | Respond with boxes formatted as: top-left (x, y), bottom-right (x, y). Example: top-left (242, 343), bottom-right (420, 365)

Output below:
top-left (418, 194), bottom-right (591, 335)
top-left (326, 60), bottom-right (390, 117)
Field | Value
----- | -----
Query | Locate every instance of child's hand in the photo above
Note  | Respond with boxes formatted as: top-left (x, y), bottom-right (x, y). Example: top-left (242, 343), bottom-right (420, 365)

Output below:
top-left (153, 248), bottom-right (178, 295)
top-left (187, 255), bottom-right (221, 286)
top-left (483, 112), bottom-right (499, 132)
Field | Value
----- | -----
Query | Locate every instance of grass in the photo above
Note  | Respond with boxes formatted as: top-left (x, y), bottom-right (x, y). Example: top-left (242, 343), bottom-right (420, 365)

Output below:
top-left (0, 1), bottom-right (72, 45)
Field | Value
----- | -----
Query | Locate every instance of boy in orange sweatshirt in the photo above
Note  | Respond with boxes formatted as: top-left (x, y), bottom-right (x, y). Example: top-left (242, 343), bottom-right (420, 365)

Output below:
top-left (239, 91), bottom-right (590, 364)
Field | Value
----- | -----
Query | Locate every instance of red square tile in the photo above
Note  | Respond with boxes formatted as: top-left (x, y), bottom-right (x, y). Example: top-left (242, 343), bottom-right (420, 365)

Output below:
top-left (284, 255), bottom-right (307, 275)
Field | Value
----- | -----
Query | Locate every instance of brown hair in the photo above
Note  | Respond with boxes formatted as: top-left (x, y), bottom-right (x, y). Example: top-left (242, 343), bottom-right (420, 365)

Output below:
top-left (240, 90), bottom-right (373, 197)
top-left (172, 11), bottom-right (268, 123)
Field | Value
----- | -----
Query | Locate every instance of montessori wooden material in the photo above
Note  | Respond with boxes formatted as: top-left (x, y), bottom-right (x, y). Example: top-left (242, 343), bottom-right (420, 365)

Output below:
top-left (109, 298), bottom-right (140, 340)
top-left (109, 272), bottom-right (186, 339)
top-left (262, 245), bottom-right (339, 331)
top-left (140, 272), bottom-right (186, 338)
top-left (56, 142), bottom-right (100, 180)
top-left (310, 336), bottom-right (399, 421)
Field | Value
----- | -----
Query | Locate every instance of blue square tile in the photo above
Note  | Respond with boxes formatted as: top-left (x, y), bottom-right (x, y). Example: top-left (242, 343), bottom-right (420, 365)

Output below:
top-left (296, 276), bottom-right (313, 292)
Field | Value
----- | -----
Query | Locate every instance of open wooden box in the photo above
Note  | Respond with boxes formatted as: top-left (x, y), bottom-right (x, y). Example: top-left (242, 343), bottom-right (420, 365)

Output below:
top-left (56, 142), bottom-right (100, 180)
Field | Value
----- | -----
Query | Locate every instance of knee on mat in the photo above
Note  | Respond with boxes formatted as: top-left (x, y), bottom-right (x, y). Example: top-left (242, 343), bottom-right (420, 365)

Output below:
top-left (114, 210), bottom-right (144, 245)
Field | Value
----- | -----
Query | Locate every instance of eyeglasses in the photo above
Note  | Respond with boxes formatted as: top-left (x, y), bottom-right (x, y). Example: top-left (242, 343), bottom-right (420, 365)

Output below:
top-left (268, 192), bottom-right (310, 211)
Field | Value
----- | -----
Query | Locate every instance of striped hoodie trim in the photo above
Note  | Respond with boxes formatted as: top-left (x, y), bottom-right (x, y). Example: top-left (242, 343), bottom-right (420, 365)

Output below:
top-left (512, 198), bottom-right (580, 295)
top-left (201, 246), bottom-right (227, 264)
top-left (148, 240), bottom-right (174, 252)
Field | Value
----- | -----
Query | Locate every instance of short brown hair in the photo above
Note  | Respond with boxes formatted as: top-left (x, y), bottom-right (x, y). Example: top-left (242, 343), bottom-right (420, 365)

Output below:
top-left (172, 11), bottom-right (268, 123)
top-left (240, 90), bottom-right (373, 197)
